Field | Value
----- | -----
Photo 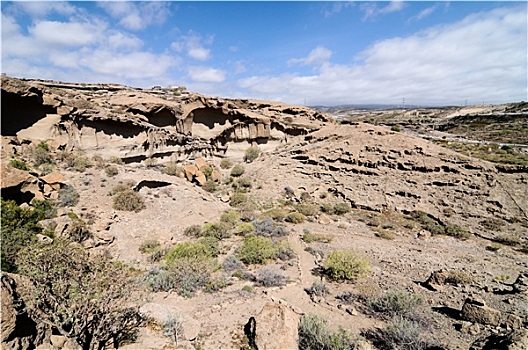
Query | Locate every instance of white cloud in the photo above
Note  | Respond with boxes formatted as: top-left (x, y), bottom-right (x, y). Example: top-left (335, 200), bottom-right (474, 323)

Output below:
top-left (97, 2), bottom-right (170, 31)
top-left (411, 5), bottom-right (438, 22)
top-left (288, 46), bottom-right (333, 66)
top-left (12, 1), bottom-right (76, 18)
top-left (361, 1), bottom-right (406, 20)
top-left (29, 20), bottom-right (105, 48)
top-left (238, 6), bottom-right (527, 105)
top-left (171, 32), bottom-right (213, 61)
top-left (107, 32), bottom-right (144, 51)
top-left (188, 66), bottom-right (226, 83)
top-left (322, 2), bottom-right (355, 18)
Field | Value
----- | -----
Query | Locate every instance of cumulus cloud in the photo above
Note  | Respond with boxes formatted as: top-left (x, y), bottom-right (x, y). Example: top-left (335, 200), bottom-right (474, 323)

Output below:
top-left (29, 20), bottom-right (106, 48)
top-left (238, 6), bottom-right (527, 105)
top-left (288, 46), bottom-right (333, 66)
top-left (97, 2), bottom-right (170, 31)
top-left (188, 66), bottom-right (226, 83)
top-left (171, 33), bottom-right (213, 61)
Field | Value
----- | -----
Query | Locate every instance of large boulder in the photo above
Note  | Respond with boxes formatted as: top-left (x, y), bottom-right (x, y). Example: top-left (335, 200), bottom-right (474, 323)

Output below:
top-left (254, 302), bottom-right (300, 350)
top-left (460, 296), bottom-right (501, 326)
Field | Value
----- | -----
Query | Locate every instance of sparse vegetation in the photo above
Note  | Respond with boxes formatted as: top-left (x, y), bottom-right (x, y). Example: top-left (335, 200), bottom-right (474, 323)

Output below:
top-left (305, 281), bottom-right (329, 297)
top-left (230, 192), bottom-right (248, 207)
top-left (9, 158), bottom-right (29, 170)
top-left (253, 217), bottom-right (287, 237)
top-left (16, 239), bottom-right (145, 350)
top-left (220, 157), bottom-right (233, 169)
top-left (298, 314), bottom-right (356, 350)
top-left (237, 235), bottom-right (277, 265)
top-left (57, 184), bottom-right (80, 207)
top-left (104, 165), bottom-right (119, 177)
top-left (255, 266), bottom-right (287, 287)
top-left (285, 212), bottom-right (306, 224)
top-left (164, 162), bottom-right (183, 176)
top-left (30, 141), bottom-right (54, 166)
top-left (434, 140), bottom-right (528, 166)
top-left (302, 232), bottom-right (333, 243)
top-left (202, 179), bottom-right (218, 192)
top-left (113, 189), bottom-right (145, 212)
top-left (321, 202), bottom-right (351, 215)
top-left (324, 249), bottom-right (370, 281)
top-left (244, 146), bottom-right (261, 163)
top-left (230, 164), bottom-right (245, 177)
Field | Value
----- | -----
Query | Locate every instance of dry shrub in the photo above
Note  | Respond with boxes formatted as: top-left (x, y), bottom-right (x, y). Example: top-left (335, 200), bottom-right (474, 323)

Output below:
top-left (112, 190), bottom-right (145, 212)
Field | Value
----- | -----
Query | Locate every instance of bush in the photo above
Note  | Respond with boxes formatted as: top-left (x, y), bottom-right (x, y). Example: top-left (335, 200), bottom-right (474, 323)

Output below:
top-left (220, 157), bottom-right (233, 169)
top-left (237, 235), bottom-right (277, 265)
top-left (294, 203), bottom-right (319, 217)
top-left (223, 255), bottom-right (245, 273)
top-left (253, 218), bottom-right (287, 237)
top-left (230, 164), bottom-right (245, 177)
top-left (184, 225), bottom-right (203, 237)
top-left (230, 192), bottom-right (247, 207)
top-left (274, 241), bottom-right (295, 261)
top-left (235, 222), bottom-right (255, 236)
top-left (109, 156), bottom-right (124, 164)
top-left (262, 208), bottom-right (289, 221)
top-left (445, 224), bottom-right (470, 240)
top-left (285, 212), bottom-right (306, 224)
top-left (202, 222), bottom-right (231, 240)
top-left (112, 190), bottom-right (145, 212)
top-left (321, 203), bottom-right (352, 215)
top-left (324, 249), bottom-right (370, 281)
top-left (202, 179), bottom-right (218, 193)
top-left (104, 165), bottom-right (119, 177)
top-left (164, 162), bottom-right (183, 176)
top-left (366, 291), bottom-right (424, 320)
top-left (302, 232), bottom-right (333, 243)
top-left (298, 314), bottom-right (356, 350)
top-left (108, 181), bottom-right (135, 196)
top-left (256, 267), bottom-right (287, 287)
top-left (139, 240), bottom-right (161, 254)
top-left (233, 177), bottom-right (252, 191)
top-left (220, 210), bottom-right (240, 227)
top-left (92, 155), bottom-right (105, 168)
top-left (10, 158), bottom-right (29, 170)
top-left (365, 316), bottom-right (428, 350)
top-left (166, 241), bottom-right (215, 263)
top-left (391, 125), bottom-right (402, 132)
top-left (305, 281), bottom-right (328, 297)
top-left (57, 185), bottom-right (79, 207)
top-left (31, 141), bottom-right (54, 166)
top-left (244, 146), bottom-right (261, 163)
top-left (65, 213), bottom-right (92, 243)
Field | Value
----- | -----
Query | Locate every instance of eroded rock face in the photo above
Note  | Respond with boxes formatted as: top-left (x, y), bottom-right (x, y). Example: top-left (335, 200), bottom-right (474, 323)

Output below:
top-left (1, 76), bottom-right (329, 164)
top-left (461, 296), bottom-right (501, 326)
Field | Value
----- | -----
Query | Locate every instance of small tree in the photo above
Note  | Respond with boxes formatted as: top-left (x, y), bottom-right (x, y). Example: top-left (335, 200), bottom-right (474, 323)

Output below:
top-left (17, 239), bottom-right (145, 350)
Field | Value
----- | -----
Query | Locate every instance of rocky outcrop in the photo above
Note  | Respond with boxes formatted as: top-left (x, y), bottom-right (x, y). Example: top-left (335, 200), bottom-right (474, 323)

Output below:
top-left (460, 296), bottom-right (501, 326)
top-left (1, 76), bottom-right (330, 164)
top-left (254, 302), bottom-right (300, 350)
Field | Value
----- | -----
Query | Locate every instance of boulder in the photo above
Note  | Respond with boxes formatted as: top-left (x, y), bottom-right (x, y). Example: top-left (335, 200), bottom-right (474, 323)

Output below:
top-left (194, 157), bottom-right (207, 171)
top-left (254, 302), bottom-right (299, 350)
top-left (184, 165), bottom-right (198, 182)
top-left (195, 171), bottom-right (207, 186)
top-left (460, 296), bottom-right (501, 326)
top-left (511, 272), bottom-right (528, 294)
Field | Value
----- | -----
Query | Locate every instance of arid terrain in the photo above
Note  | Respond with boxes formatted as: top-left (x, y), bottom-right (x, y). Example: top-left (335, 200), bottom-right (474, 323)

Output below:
top-left (1, 76), bottom-right (527, 350)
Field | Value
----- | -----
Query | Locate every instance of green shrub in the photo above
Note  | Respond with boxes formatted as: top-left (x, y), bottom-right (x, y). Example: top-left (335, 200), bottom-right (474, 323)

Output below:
top-left (334, 203), bottom-right (351, 215)
top-left (220, 157), bottom-right (233, 169)
top-left (242, 285), bottom-right (253, 293)
top-left (10, 158), bottom-right (29, 170)
top-left (108, 181), bottom-right (135, 196)
top-left (220, 210), bottom-right (240, 227)
top-left (205, 276), bottom-right (229, 293)
top-left (57, 185), bottom-right (79, 207)
top-left (244, 146), bottom-right (261, 163)
top-left (166, 241), bottom-right (215, 263)
top-left (237, 235), bottom-right (277, 265)
top-left (164, 162), bottom-right (183, 176)
top-left (184, 225), bottom-right (203, 237)
top-left (261, 208), bottom-right (289, 221)
top-left (1, 199), bottom-right (49, 272)
top-left (233, 177), bottom-right (252, 191)
top-left (202, 179), bottom-right (218, 193)
top-left (31, 141), bottom-right (54, 166)
top-left (66, 213), bottom-right (92, 243)
top-left (202, 222), bottom-right (231, 240)
top-left (139, 240), bottom-right (161, 254)
top-left (92, 155), bottom-right (105, 168)
top-left (302, 232), bottom-right (333, 243)
top-left (229, 192), bottom-right (247, 207)
top-left (324, 249), bottom-right (370, 281)
top-left (230, 164), bottom-right (245, 177)
top-left (391, 125), bottom-right (402, 132)
top-left (294, 203), bottom-right (319, 217)
top-left (235, 222), bottom-right (255, 236)
top-left (298, 314), bottom-right (356, 350)
top-left (445, 224), bottom-right (470, 240)
top-left (285, 212), bottom-right (306, 224)
top-left (112, 190), bottom-right (145, 212)
top-left (104, 165), bottom-right (119, 177)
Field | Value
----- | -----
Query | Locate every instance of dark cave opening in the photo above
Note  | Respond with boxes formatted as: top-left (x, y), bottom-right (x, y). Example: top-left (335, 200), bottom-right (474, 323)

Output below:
top-left (1, 90), bottom-right (57, 136)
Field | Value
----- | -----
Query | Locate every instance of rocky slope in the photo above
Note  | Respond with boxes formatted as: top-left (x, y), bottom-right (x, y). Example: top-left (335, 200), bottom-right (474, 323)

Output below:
top-left (1, 76), bottom-right (527, 350)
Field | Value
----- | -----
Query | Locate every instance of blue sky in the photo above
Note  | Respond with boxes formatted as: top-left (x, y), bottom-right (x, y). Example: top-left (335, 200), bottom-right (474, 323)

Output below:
top-left (1, 1), bottom-right (526, 106)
